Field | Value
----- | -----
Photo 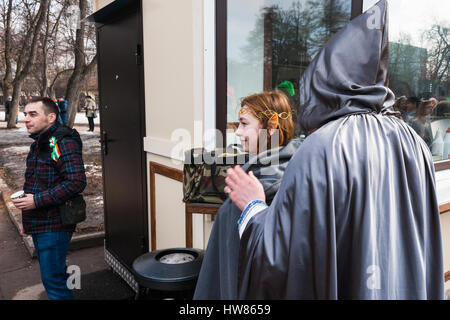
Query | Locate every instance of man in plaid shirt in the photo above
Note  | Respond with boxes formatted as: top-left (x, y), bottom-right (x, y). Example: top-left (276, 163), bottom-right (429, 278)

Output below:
top-left (11, 97), bottom-right (86, 300)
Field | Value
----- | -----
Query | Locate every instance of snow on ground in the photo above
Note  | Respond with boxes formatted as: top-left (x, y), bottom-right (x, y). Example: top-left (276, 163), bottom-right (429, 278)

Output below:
top-left (0, 120), bottom-right (104, 235)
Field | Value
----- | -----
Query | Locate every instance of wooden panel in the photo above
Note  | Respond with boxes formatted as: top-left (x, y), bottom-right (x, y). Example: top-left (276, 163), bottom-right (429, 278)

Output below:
top-left (440, 203), bottom-right (450, 215)
top-left (435, 161), bottom-right (450, 172)
top-left (149, 161), bottom-right (183, 250)
top-left (185, 203), bottom-right (220, 248)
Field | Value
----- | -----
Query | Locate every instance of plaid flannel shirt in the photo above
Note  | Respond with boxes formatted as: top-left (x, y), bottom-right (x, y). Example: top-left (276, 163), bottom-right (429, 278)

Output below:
top-left (22, 124), bottom-right (86, 234)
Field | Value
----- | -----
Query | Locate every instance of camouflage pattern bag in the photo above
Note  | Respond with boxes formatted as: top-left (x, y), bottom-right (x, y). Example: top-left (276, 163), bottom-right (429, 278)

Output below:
top-left (183, 146), bottom-right (249, 204)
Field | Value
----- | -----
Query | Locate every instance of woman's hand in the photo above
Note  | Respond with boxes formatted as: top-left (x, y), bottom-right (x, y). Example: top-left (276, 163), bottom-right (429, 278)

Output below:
top-left (224, 165), bottom-right (265, 211)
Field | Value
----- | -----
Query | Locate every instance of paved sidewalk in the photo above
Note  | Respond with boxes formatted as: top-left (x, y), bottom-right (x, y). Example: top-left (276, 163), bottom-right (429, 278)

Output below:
top-left (0, 198), bottom-right (135, 300)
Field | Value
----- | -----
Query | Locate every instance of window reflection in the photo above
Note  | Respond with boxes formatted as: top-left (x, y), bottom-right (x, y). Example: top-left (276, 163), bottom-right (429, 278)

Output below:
top-left (388, 0), bottom-right (450, 161)
top-left (225, 0), bottom-right (449, 162)
top-left (227, 0), bottom-right (351, 141)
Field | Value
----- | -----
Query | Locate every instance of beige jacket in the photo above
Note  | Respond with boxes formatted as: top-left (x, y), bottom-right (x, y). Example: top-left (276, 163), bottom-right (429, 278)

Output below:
top-left (85, 100), bottom-right (97, 117)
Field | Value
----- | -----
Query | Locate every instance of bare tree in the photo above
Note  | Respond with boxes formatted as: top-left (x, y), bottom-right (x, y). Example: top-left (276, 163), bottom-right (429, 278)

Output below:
top-left (37, 0), bottom-right (72, 98)
top-left (1, 0), bottom-right (13, 101)
top-left (424, 24), bottom-right (449, 96)
top-left (1, 0), bottom-right (97, 129)
top-left (7, 0), bottom-right (50, 128)
top-left (39, 0), bottom-right (52, 97)
top-left (64, 0), bottom-right (97, 128)
top-left (309, 0), bottom-right (350, 51)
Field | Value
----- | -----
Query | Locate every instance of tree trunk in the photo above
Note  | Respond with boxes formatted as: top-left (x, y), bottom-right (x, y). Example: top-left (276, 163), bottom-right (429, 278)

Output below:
top-left (2, 85), bottom-right (13, 105)
top-left (64, 0), bottom-right (98, 128)
top-left (7, 0), bottom-right (50, 128)
top-left (40, 58), bottom-right (49, 97)
top-left (40, 0), bottom-right (55, 98)
top-left (64, 0), bottom-right (87, 128)
top-left (2, 0), bottom-right (13, 101)
top-left (48, 86), bottom-right (56, 100)
top-left (65, 54), bottom-right (97, 128)
top-left (49, 68), bottom-right (73, 98)
top-left (7, 81), bottom-right (24, 128)
top-left (40, 32), bottom-right (50, 97)
top-left (66, 81), bottom-right (83, 127)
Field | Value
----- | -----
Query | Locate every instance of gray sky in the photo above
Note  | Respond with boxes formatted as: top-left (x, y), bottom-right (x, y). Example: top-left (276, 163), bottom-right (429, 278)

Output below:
top-left (365, 0), bottom-right (450, 47)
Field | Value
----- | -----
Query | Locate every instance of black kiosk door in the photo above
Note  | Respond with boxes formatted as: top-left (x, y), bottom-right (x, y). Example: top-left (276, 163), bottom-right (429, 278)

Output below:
top-left (96, 0), bottom-right (147, 268)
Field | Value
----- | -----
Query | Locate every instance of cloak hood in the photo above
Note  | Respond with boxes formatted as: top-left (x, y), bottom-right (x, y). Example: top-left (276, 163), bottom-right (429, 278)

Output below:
top-left (298, 0), bottom-right (395, 132)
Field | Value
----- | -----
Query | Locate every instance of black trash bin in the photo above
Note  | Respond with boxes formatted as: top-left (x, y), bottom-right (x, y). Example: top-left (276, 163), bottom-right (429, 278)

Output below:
top-left (132, 248), bottom-right (204, 300)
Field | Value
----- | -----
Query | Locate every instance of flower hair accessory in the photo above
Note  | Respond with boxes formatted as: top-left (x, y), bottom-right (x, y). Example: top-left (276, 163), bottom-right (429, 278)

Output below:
top-left (239, 107), bottom-right (291, 121)
top-left (268, 113), bottom-right (279, 128)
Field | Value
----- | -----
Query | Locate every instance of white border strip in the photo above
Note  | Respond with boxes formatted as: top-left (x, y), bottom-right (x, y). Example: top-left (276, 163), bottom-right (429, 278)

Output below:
top-left (436, 169), bottom-right (450, 205)
top-left (203, 0), bottom-right (216, 150)
top-left (193, 0), bottom-right (203, 124)
top-left (143, 136), bottom-right (184, 162)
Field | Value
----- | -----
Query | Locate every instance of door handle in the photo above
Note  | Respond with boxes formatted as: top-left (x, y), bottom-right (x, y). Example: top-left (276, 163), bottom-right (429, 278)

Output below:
top-left (100, 131), bottom-right (115, 156)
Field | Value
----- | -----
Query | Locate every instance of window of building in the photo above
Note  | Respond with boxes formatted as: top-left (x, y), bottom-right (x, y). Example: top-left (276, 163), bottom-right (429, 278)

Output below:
top-left (216, 0), bottom-right (449, 169)
top-left (387, 0), bottom-right (450, 166)
top-left (217, 0), bottom-right (354, 145)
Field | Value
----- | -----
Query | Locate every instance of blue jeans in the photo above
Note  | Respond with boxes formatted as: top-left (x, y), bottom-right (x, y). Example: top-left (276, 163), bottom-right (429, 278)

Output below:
top-left (32, 232), bottom-right (73, 300)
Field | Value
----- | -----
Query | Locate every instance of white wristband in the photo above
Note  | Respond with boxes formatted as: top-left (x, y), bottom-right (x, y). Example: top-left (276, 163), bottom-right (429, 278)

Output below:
top-left (238, 200), bottom-right (268, 238)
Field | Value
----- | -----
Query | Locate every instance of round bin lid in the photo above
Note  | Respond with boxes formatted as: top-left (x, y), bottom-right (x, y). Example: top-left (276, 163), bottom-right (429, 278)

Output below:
top-left (159, 252), bottom-right (196, 264)
top-left (132, 248), bottom-right (204, 291)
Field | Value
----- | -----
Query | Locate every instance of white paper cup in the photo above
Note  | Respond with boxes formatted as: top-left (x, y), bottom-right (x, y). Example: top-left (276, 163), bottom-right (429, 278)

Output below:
top-left (10, 191), bottom-right (25, 200)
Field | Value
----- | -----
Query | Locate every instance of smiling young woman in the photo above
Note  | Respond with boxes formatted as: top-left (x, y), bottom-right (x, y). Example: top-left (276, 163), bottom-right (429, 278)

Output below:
top-left (235, 90), bottom-right (295, 154)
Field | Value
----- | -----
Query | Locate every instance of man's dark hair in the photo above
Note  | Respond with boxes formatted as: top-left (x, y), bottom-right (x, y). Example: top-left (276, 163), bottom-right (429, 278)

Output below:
top-left (28, 97), bottom-right (59, 119)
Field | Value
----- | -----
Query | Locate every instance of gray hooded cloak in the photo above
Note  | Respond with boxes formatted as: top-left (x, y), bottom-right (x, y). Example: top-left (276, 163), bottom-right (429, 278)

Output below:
top-left (238, 0), bottom-right (444, 300)
top-left (194, 138), bottom-right (302, 299)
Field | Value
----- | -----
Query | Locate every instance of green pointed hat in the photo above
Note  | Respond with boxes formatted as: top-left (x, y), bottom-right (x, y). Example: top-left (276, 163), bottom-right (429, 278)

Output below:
top-left (277, 80), bottom-right (295, 97)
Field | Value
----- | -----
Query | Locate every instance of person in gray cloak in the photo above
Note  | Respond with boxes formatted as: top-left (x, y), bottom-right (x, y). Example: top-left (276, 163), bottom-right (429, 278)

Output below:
top-left (224, 0), bottom-right (444, 299)
top-left (194, 91), bottom-right (302, 299)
